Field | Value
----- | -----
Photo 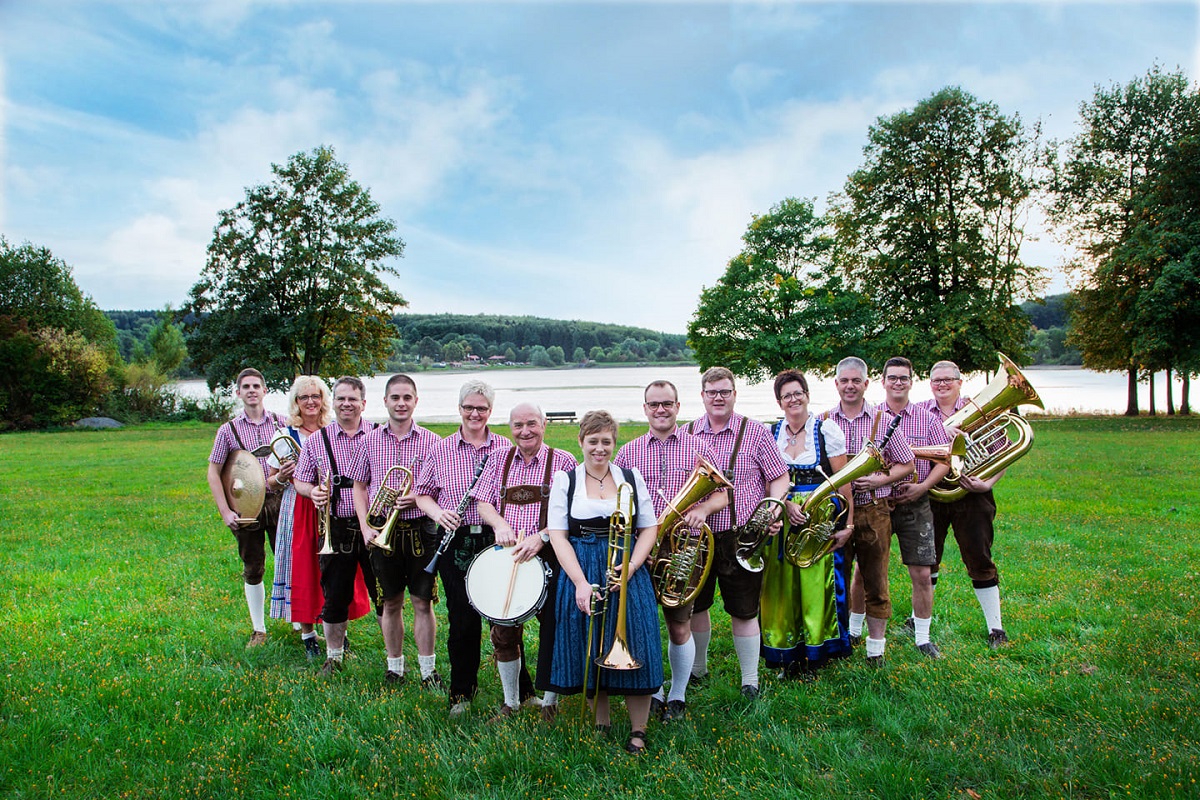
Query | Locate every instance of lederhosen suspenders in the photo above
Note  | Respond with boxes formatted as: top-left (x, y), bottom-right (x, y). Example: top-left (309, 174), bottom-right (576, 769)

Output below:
top-left (498, 446), bottom-right (557, 531)
top-left (225, 411), bottom-right (281, 453)
top-left (688, 416), bottom-right (748, 530)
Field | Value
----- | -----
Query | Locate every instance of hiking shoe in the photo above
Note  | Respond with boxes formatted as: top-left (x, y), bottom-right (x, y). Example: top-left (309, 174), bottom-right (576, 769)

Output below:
top-left (422, 671), bottom-right (444, 692)
top-left (740, 684), bottom-right (759, 700)
top-left (303, 637), bottom-right (321, 661)
top-left (319, 658), bottom-right (343, 676)
top-left (247, 631), bottom-right (268, 648)
top-left (540, 703), bottom-right (559, 724)
top-left (988, 628), bottom-right (1010, 649)
top-left (450, 701), bottom-right (470, 717)
top-left (901, 616), bottom-right (916, 635)
top-left (663, 700), bottom-right (687, 722)
top-left (866, 655), bottom-right (885, 669)
top-left (650, 696), bottom-right (665, 720)
top-left (917, 642), bottom-right (942, 659)
top-left (848, 634), bottom-right (862, 647)
top-left (489, 704), bottom-right (517, 723)
top-left (385, 670), bottom-right (405, 685)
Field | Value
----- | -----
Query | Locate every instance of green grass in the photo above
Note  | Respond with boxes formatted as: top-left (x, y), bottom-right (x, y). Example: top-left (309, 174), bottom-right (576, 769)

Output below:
top-left (2, 417), bottom-right (1198, 798)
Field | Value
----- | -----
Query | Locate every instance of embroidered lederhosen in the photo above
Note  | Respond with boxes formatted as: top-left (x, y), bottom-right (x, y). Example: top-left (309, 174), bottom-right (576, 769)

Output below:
top-left (498, 446), bottom-right (557, 535)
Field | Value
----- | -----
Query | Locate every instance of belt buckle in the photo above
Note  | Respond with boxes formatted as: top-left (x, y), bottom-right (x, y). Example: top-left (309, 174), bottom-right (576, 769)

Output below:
top-left (469, 524), bottom-right (482, 534)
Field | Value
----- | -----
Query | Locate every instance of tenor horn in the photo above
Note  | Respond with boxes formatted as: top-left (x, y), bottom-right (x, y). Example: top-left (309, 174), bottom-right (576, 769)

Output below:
top-left (648, 456), bottom-right (734, 607)
top-left (366, 465), bottom-right (416, 553)
top-left (733, 496), bottom-right (786, 573)
top-left (930, 353), bottom-right (1042, 503)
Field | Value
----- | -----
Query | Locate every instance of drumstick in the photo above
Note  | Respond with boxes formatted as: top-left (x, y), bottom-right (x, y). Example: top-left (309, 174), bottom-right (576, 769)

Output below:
top-left (501, 529), bottom-right (524, 618)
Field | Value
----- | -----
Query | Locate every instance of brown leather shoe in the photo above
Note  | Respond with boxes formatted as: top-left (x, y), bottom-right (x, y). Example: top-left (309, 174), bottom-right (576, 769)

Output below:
top-left (540, 703), bottom-right (558, 724)
top-left (488, 704), bottom-right (516, 723)
top-left (247, 631), bottom-right (267, 648)
top-left (319, 658), bottom-right (344, 677)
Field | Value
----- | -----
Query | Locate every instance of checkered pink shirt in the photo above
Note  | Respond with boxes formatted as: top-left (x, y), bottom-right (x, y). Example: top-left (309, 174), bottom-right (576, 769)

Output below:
top-left (615, 428), bottom-right (723, 519)
top-left (344, 423), bottom-right (441, 521)
top-left (294, 419), bottom-right (374, 518)
top-left (208, 411), bottom-right (285, 483)
top-left (414, 429), bottom-right (511, 526)
top-left (823, 402), bottom-right (915, 505)
top-left (891, 402), bottom-right (949, 484)
top-left (685, 413), bottom-right (788, 531)
top-left (470, 443), bottom-right (578, 534)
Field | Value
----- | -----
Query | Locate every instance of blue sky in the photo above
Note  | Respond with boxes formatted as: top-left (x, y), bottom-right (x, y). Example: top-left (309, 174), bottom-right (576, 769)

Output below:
top-left (2, 1), bottom-right (1197, 333)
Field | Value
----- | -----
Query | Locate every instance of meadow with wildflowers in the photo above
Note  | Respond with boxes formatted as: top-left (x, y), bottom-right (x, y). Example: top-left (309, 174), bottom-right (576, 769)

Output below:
top-left (1, 416), bottom-right (1197, 799)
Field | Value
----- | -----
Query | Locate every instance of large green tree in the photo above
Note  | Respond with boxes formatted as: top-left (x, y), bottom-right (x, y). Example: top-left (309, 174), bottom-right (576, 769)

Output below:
top-left (688, 198), bottom-right (876, 381)
top-left (183, 145), bottom-right (406, 391)
top-left (1047, 66), bottom-right (1200, 414)
top-left (830, 86), bottom-right (1045, 374)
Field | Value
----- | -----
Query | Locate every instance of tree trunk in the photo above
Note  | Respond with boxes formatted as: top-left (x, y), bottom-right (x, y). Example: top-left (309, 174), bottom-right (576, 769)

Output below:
top-left (1183, 374), bottom-right (1192, 415)
top-left (1167, 368), bottom-right (1176, 415)
top-left (1125, 369), bottom-right (1139, 416)
top-left (1149, 371), bottom-right (1156, 416)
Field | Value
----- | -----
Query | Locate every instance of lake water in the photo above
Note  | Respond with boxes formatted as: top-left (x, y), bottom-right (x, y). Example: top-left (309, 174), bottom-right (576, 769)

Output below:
top-left (174, 364), bottom-right (1162, 425)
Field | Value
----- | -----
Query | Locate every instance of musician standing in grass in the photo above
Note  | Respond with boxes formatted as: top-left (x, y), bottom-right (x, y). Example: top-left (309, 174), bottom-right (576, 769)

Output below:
top-left (614, 380), bottom-right (727, 722)
top-left (293, 376), bottom-right (377, 676)
top-left (206, 367), bottom-right (286, 648)
top-left (347, 374), bottom-right (443, 687)
top-left (414, 380), bottom-right (510, 715)
top-left (824, 357), bottom-right (914, 668)
top-left (685, 367), bottom-right (789, 699)
top-left (918, 360), bottom-right (1010, 648)
top-left (472, 403), bottom-right (577, 722)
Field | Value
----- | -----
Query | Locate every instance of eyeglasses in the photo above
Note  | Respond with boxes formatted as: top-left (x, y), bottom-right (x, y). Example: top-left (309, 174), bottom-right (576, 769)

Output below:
top-left (930, 377), bottom-right (961, 386)
top-left (460, 404), bottom-right (491, 415)
top-left (297, 394), bottom-right (322, 403)
top-left (644, 401), bottom-right (677, 410)
top-left (703, 389), bottom-right (733, 399)
top-left (884, 375), bottom-right (912, 384)
top-left (779, 391), bottom-right (807, 402)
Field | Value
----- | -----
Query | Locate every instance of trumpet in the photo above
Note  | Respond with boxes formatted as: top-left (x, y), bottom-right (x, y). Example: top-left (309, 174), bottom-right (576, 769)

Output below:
top-left (733, 496), bottom-right (786, 573)
top-left (365, 465), bottom-right (416, 554)
top-left (317, 471), bottom-right (334, 555)
top-left (648, 456), bottom-right (733, 608)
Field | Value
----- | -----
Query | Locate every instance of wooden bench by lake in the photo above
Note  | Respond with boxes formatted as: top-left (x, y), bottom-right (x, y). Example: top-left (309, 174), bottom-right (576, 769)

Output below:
top-left (546, 411), bottom-right (577, 424)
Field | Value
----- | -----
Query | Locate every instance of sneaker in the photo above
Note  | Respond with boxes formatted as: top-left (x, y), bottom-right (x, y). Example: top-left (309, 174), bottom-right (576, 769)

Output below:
top-left (988, 628), bottom-right (1010, 649)
top-left (740, 684), bottom-right (759, 700)
top-left (421, 671), bottom-right (444, 692)
top-left (866, 655), bottom-right (885, 669)
top-left (319, 658), bottom-right (343, 676)
top-left (303, 637), bottom-right (321, 661)
top-left (650, 696), bottom-right (665, 720)
top-left (540, 703), bottom-right (558, 724)
top-left (917, 642), bottom-right (941, 659)
top-left (385, 670), bottom-right (405, 685)
top-left (663, 700), bottom-right (687, 722)
top-left (247, 631), bottom-right (268, 648)
top-left (901, 616), bottom-right (916, 635)
top-left (450, 701), bottom-right (470, 717)
top-left (489, 704), bottom-right (517, 723)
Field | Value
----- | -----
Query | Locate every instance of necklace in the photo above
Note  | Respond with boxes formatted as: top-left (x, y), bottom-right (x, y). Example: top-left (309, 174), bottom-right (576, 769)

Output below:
top-left (785, 423), bottom-right (803, 446)
top-left (586, 469), bottom-right (608, 497)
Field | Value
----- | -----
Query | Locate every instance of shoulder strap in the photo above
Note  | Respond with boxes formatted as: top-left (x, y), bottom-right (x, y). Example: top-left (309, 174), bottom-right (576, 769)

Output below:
top-left (320, 427), bottom-right (342, 509)
top-left (815, 418), bottom-right (833, 475)
top-left (539, 448), bottom-right (557, 530)
top-left (725, 416), bottom-right (749, 522)
top-left (498, 446), bottom-right (519, 517)
top-left (566, 468), bottom-right (577, 519)
top-left (870, 409), bottom-right (883, 441)
top-left (618, 466), bottom-right (641, 521)
top-left (226, 420), bottom-right (246, 451)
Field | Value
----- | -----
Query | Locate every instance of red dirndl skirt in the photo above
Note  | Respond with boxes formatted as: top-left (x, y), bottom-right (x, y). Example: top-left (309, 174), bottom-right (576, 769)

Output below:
top-left (289, 494), bottom-right (372, 623)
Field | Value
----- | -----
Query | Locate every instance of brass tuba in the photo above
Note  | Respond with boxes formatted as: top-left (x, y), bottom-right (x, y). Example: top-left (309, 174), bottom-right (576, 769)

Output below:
top-left (929, 353), bottom-right (1042, 503)
top-left (909, 433), bottom-right (969, 483)
top-left (648, 456), bottom-right (734, 607)
top-left (366, 465), bottom-right (416, 554)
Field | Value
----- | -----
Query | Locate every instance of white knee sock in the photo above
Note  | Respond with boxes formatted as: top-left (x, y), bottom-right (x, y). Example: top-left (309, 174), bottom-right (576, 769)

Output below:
top-left (913, 616), bottom-right (932, 646)
top-left (497, 658), bottom-right (521, 708)
top-left (733, 634), bottom-right (760, 688)
top-left (418, 654), bottom-right (436, 679)
top-left (974, 585), bottom-right (1003, 631)
top-left (849, 612), bottom-right (866, 637)
top-left (865, 636), bottom-right (886, 658)
top-left (667, 639), bottom-right (695, 703)
top-left (691, 628), bottom-right (712, 677)
top-left (244, 583), bottom-right (266, 632)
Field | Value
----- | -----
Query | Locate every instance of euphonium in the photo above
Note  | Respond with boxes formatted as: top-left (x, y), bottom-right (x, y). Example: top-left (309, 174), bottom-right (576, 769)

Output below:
top-left (930, 353), bottom-right (1043, 503)
top-left (649, 456), bottom-right (734, 607)
top-left (317, 471), bottom-right (334, 556)
top-left (733, 496), bottom-right (786, 573)
top-left (595, 481), bottom-right (640, 672)
top-left (366, 465), bottom-right (416, 554)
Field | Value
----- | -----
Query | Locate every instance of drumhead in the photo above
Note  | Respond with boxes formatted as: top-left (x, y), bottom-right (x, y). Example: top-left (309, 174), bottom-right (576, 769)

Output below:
top-left (465, 545), bottom-right (548, 626)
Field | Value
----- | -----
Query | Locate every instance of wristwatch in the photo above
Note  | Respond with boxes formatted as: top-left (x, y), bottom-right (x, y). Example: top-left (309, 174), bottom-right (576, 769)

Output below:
top-left (539, 530), bottom-right (551, 543)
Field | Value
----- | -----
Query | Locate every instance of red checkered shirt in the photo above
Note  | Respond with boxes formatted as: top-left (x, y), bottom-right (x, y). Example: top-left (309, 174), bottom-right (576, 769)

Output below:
top-left (614, 427), bottom-right (723, 519)
top-left (823, 402), bottom-right (915, 505)
top-left (208, 411), bottom-right (286, 483)
top-left (414, 428), bottom-right (511, 526)
top-left (470, 443), bottom-right (578, 534)
top-left (890, 401), bottom-right (950, 484)
top-left (294, 419), bottom-right (375, 518)
top-left (344, 422), bottom-right (441, 521)
top-left (685, 413), bottom-right (788, 531)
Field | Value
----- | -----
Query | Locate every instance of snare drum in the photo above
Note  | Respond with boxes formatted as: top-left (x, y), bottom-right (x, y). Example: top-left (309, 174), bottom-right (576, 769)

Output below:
top-left (465, 545), bottom-right (551, 626)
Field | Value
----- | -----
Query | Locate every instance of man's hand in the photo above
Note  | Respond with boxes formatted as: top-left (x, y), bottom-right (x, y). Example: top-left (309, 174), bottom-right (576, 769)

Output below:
top-left (511, 532), bottom-right (544, 563)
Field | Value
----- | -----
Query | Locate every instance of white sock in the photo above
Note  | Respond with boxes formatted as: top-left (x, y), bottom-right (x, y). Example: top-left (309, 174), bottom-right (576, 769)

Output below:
top-left (244, 583), bottom-right (266, 632)
top-left (497, 658), bottom-right (521, 708)
top-left (975, 585), bottom-right (1003, 631)
top-left (327, 647), bottom-right (345, 661)
top-left (387, 656), bottom-right (405, 674)
top-left (667, 640), bottom-right (695, 703)
top-left (913, 616), bottom-right (932, 646)
top-left (849, 612), bottom-right (866, 637)
top-left (733, 634), bottom-right (760, 688)
top-left (302, 630), bottom-right (317, 641)
top-left (652, 687), bottom-right (666, 703)
top-left (691, 628), bottom-right (712, 677)
top-left (418, 654), bottom-right (436, 679)
top-left (542, 691), bottom-right (558, 706)
top-left (865, 637), bottom-right (886, 658)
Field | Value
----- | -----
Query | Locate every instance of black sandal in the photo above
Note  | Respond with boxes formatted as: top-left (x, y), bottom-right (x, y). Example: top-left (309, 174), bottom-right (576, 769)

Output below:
top-left (625, 729), bottom-right (648, 755)
top-left (593, 723), bottom-right (611, 737)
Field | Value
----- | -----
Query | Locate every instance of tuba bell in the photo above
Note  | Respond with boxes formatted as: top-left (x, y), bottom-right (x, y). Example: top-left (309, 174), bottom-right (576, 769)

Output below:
top-left (648, 456), bottom-right (734, 607)
top-left (929, 353), bottom-right (1042, 503)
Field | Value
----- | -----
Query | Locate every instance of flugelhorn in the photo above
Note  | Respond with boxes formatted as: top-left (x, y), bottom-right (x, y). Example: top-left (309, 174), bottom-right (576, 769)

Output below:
top-left (250, 429), bottom-right (301, 465)
top-left (733, 496), bottom-right (786, 573)
top-left (317, 471), bottom-right (334, 555)
top-left (648, 456), bottom-right (734, 607)
top-left (366, 465), bottom-right (416, 554)
top-left (930, 353), bottom-right (1042, 503)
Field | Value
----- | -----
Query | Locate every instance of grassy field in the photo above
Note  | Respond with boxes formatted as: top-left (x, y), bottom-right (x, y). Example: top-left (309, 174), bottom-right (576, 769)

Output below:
top-left (1, 416), bottom-right (1198, 799)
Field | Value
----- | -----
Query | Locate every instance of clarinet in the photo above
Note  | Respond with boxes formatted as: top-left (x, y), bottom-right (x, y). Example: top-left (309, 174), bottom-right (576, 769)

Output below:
top-left (424, 454), bottom-right (490, 574)
top-left (878, 411), bottom-right (903, 450)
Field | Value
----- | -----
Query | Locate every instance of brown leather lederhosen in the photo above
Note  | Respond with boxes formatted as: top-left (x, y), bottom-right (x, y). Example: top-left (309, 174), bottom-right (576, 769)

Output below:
top-left (497, 446), bottom-right (557, 532)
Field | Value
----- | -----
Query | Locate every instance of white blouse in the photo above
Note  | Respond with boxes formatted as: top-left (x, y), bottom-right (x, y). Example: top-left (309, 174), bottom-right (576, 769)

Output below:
top-left (547, 463), bottom-right (657, 530)
top-left (774, 414), bottom-right (847, 467)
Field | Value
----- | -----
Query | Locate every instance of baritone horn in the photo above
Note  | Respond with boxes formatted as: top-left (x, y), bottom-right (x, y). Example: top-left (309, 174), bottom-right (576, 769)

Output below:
top-left (930, 353), bottom-right (1042, 503)
top-left (366, 465), bottom-right (416, 554)
top-left (649, 456), bottom-right (734, 607)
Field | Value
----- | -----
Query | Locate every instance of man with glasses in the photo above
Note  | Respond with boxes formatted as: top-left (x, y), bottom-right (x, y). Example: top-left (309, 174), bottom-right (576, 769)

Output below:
top-left (685, 367), bottom-right (789, 698)
top-left (615, 380), bottom-right (728, 721)
top-left (918, 360), bottom-right (1010, 648)
top-left (824, 357), bottom-right (914, 667)
top-left (415, 380), bottom-right (511, 715)
top-left (880, 356), bottom-right (951, 658)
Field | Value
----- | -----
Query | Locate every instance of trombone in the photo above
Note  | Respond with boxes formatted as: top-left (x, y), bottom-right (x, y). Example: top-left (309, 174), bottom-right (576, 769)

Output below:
top-left (365, 465), bottom-right (416, 554)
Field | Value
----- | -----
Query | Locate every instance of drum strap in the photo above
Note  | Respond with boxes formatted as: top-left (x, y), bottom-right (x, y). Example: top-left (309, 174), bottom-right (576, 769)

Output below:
top-left (225, 412), bottom-right (282, 452)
